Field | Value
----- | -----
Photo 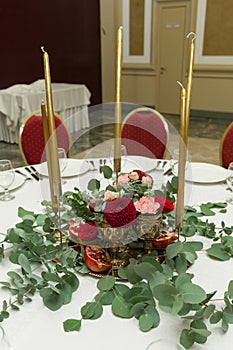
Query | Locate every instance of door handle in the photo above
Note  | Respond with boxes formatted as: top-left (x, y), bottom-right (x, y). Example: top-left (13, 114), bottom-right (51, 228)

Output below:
top-left (160, 67), bottom-right (166, 74)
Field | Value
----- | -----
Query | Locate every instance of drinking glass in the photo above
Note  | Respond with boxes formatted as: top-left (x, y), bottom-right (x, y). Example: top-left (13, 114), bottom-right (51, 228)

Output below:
top-left (109, 144), bottom-right (128, 172)
top-left (170, 148), bottom-right (190, 176)
top-left (226, 162), bottom-right (233, 204)
top-left (0, 160), bottom-right (15, 201)
top-left (0, 326), bottom-right (12, 350)
top-left (145, 339), bottom-right (185, 350)
top-left (58, 148), bottom-right (68, 180)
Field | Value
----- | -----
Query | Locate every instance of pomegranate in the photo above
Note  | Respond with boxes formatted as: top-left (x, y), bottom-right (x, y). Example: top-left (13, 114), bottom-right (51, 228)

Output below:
top-left (152, 230), bottom-right (178, 249)
top-left (69, 221), bottom-right (97, 242)
top-left (84, 245), bottom-right (112, 273)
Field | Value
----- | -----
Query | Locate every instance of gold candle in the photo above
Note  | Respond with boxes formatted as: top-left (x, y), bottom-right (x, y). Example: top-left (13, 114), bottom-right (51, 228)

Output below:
top-left (41, 46), bottom-right (61, 209)
top-left (185, 32), bottom-right (196, 139)
top-left (176, 82), bottom-right (187, 232)
top-left (114, 26), bottom-right (123, 175)
top-left (41, 101), bottom-right (56, 206)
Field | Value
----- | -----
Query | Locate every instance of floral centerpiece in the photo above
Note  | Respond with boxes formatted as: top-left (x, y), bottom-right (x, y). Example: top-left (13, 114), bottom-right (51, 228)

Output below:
top-left (0, 163), bottom-right (233, 350)
top-left (64, 165), bottom-right (176, 273)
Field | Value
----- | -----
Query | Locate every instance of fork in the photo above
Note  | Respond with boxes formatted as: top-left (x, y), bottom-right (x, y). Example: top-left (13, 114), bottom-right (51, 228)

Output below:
top-left (15, 169), bottom-right (32, 181)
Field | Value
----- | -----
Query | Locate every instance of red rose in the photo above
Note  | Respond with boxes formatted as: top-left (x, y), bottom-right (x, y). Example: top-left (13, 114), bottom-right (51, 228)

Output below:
top-left (131, 169), bottom-right (146, 180)
top-left (104, 197), bottom-right (136, 228)
top-left (155, 196), bottom-right (174, 214)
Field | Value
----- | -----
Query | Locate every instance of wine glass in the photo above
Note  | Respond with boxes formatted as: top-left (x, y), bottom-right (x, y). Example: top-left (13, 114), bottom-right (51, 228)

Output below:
top-left (145, 339), bottom-right (185, 350)
top-left (170, 148), bottom-right (190, 176)
top-left (109, 144), bottom-right (128, 172)
top-left (0, 160), bottom-right (15, 201)
top-left (0, 326), bottom-right (12, 350)
top-left (226, 162), bottom-right (233, 204)
top-left (58, 148), bottom-right (68, 182)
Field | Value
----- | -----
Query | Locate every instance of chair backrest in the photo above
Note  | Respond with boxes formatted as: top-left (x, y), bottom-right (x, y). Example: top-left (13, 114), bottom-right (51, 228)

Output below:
top-left (19, 110), bottom-right (71, 165)
top-left (121, 107), bottom-right (169, 159)
top-left (220, 121), bottom-right (233, 169)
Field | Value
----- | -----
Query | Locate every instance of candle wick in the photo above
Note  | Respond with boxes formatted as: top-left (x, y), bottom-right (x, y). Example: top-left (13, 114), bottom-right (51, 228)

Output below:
top-left (186, 32), bottom-right (196, 42)
top-left (41, 46), bottom-right (45, 53)
top-left (177, 81), bottom-right (184, 89)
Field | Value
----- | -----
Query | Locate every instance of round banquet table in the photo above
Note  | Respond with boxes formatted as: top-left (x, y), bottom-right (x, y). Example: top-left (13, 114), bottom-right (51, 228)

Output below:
top-left (0, 157), bottom-right (233, 350)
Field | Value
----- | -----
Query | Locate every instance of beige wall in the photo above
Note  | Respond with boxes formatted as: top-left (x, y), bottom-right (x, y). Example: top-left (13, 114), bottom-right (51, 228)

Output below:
top-left (100, 0), bottom-right (233, 114)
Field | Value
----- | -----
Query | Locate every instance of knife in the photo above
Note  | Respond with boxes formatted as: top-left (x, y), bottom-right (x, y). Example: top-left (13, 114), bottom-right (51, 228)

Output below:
top-left (30, 166), bottom-right (42, 179)
top-left (25, 167), bottom-right (40, 181)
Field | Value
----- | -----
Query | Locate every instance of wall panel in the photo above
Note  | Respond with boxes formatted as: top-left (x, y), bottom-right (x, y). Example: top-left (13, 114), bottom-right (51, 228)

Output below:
top-left (0, 0), bottom-right (101, 105)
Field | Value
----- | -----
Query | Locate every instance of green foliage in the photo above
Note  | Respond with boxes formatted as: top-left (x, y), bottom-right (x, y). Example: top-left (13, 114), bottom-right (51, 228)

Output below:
top-left (0, 198), bottom-right (232, 349)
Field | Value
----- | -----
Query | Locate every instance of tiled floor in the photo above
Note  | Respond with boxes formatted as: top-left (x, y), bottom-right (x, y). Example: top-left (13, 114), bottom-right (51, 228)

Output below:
top-left (0, 113), bottom-right (232, 168)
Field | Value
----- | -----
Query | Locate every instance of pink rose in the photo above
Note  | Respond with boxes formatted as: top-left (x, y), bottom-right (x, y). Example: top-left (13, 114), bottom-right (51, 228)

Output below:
top-left (129, 171), bottom-right (140, 181)
top-left (117, 174), bottom-right (130, 184)
top-left (142, 175), bottom-right (153, 188)
top-left (103, 190), bottom-right (114, 201)
top-left (134, 196), bottom-right (160, 214)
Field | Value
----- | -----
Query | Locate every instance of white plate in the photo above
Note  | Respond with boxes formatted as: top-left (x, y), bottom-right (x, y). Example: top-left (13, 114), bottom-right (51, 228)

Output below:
top-left (37, 158), bottom-right (90, 178)
top-left (106, 156), bottom-right (156, 173)
top-left (0, 173), bottom-right (25, 193)
top-left (185, 162), bottom-right (227, 183)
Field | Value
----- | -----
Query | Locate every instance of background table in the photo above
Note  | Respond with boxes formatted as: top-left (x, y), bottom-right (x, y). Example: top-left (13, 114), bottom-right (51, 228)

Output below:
top-left (0, 158), bottom-right (233, 350)
top-left (0, 80), bottom-right (91, 143)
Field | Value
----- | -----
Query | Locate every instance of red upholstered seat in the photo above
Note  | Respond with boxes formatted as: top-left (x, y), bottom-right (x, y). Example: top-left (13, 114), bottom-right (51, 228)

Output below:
top-left (121, 108), bottom-right (168, 159)
top-left (19, 111), bottom-right (70, 165)
top-left (220, 122), bottom-right (233, 169)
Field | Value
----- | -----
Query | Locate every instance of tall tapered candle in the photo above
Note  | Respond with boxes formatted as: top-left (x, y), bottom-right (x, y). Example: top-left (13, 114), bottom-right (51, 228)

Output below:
top-left (185, 32), bottom-right (196, 140)
top-left (114, 26), bottom-right (123, 175)
top-left (41, 101), bottom-right (56, 206)
top-left (176, 82), bottom-right (187, 233)
top-left (41, 46), bottom-right (61, 209)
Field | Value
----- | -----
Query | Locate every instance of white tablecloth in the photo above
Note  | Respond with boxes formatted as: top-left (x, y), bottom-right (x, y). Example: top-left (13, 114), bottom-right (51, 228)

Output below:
top-left (0, 158), bottom-right (233, 350)
top-left (0, 80), bottom-right (91, 143)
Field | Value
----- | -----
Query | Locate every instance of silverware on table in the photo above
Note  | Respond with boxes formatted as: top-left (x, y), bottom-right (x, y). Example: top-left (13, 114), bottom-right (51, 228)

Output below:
top-left (25, 167), bottom-right (40, 181)
top-left (30, 166), bottom-right (42, 180)
top-left (15, 169), bottom-right (32, 181)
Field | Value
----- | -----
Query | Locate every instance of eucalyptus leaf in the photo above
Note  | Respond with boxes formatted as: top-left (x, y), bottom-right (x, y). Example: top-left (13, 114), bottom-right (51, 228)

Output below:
top-left (114, 283), bottom-right (130, 296)
top-left (95, 290), bottom-right (115, 305)
top-left (87, 179), bottom-right (100, 192)
top-left (200, 204), bottom-right (215, 216)
top-left (18, 207), bottom-right (35, 218)
top-left (152, 284), bottom-right (177, 306)
top-left (228, 280), bottom-right (233, 298)
top-left (134, 262), bottom-right (157, 281)
top-left (61, 272), bottom-right (79, 292)
top-left (112, 295), bottom-right (132, 318)
top-left (180, 328), bottom-right (195, 349)
top-left (206, 243), bottom-right (230, 261)
top-left (97, 275), bottom-right (115, 291)
top-left (177, 282), bottom-right (206, 304)
top-left (209, 310), bottom-right (223, 324)
top-left (81, 301), bottom-right (103, 320)
top-left (102, 165), bottom-right (113, 179)
top-left (166, 241), bottom-right (183, 259)
top-left (203, 304), bottom-right (215, 319)
top-left (41, 272), bottom-right (61, 283)
top-left (223, 311), bottom-right (233, 324)
top-left (40, 289), bottom-right (64, 311)
top-left (139, 313), bottom-right (154, 332)
top-left (63, 319), bottom-right (82, 332)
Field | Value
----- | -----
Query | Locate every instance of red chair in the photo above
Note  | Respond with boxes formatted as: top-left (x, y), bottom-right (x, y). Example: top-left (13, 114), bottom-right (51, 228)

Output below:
top-left (220, 122), bottom-right (233, 169)
top-left (121, 107), bottom-right (169, 159)
top-left (19, 110), bottom-right (71, 165)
